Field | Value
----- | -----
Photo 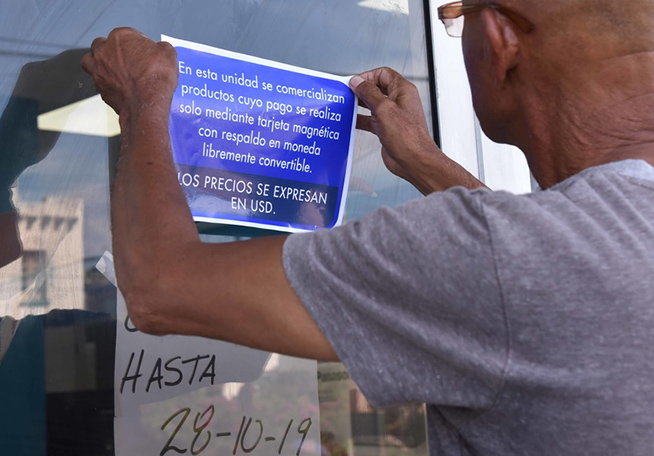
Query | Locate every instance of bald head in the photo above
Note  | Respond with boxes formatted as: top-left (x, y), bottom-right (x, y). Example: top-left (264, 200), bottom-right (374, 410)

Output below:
top-left (463, 0), bottom-right (654, 187)
top-left (512, 0), bottom-right (654, 56)
top-left (507, 0), bottom-right (654, 104)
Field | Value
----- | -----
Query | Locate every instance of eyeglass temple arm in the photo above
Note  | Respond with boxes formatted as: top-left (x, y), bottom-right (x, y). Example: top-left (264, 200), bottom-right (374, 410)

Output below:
top-left (438, 3), bottom-right (535, 34)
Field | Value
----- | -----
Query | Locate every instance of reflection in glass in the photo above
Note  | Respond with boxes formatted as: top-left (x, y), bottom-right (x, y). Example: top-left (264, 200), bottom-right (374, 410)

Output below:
top-left (21, 250), bottom-right (47, 306)
top-left (0, 1), bottom-right (432, 455)
top-left (319, 362), bottom-right (427, 456)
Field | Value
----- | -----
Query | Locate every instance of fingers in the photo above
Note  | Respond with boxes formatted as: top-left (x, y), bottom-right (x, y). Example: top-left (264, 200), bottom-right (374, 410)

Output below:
top-left (360, 67), bottom-right (406, 95)
top-left (350, 75), bottom-right (387, 112)
top-left (108, 26), bottom-right (147, 41)
top-left (350, 66), bottom-right (415, 112)
top-left (83, 29), bottom-right (175, 77)
top-left (80, 52), bottom-right (95, 75)
top-left (90, 37), bottom-right (106, 53)
top-left (157, 41), bottom-right (178, 61)
top-left (356, 114), bottom-right (375, 134)
top-left (84, 36), bottom-right (106, 76)
top-left (91, 28), bottom-right (153, 57)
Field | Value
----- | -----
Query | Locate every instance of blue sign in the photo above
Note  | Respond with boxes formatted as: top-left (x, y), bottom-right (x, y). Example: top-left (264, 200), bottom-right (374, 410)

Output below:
top-left (165, 36), bottom-right (357, 232)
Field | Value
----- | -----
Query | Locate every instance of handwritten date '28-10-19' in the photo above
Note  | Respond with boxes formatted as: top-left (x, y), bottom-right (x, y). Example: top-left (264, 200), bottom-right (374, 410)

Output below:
top-left (160, 405), bottom-right (313, 456)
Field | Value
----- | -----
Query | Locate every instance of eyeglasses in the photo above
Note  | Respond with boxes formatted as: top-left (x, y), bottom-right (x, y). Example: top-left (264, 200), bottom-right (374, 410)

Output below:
top-left (438, 1), bottom-right (535, 38)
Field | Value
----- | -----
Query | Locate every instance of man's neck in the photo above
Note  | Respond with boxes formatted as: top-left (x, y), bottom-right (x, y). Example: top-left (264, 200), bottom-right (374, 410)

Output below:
top-left (521, 55), bottom-right (654, 188)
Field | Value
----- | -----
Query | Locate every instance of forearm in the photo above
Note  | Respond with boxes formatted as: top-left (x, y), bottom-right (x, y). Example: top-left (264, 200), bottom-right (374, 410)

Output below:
top-left (163, 237), bottom-right (339, 361)
top-left (111, 101), bottom-right (199, 293)
top-left (408, 142), bottom-right (487, 194)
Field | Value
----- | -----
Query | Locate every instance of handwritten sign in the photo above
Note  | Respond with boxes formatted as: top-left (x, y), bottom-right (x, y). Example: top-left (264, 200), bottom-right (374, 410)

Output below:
top-left (158, 408), bottom-right (315, 456)
top-left (97, 253), bottom-right (321, 456)
top-left (113, 291), bottom-right (271, 405)
top-left (164, 35), bottom-right (357, 232)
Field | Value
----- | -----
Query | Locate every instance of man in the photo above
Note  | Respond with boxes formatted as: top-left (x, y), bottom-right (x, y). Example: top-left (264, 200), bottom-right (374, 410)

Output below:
top-left (0, 49), bottom-right (95, 268)
top-left (82, 0), bottom-right (654, 453)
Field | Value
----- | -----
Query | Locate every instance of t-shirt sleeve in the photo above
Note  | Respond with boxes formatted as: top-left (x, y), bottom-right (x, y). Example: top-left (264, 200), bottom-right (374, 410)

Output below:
top-left (283, 187), bottom-right (508, 409)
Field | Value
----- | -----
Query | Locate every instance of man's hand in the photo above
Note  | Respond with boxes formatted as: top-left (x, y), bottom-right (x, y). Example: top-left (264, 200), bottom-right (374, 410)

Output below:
top-left (81, 28), bottom-right (178, 122)
top-left (351, 67), bottom-right (485, 193)
top-left (351, 68), bottom-right (435, 181)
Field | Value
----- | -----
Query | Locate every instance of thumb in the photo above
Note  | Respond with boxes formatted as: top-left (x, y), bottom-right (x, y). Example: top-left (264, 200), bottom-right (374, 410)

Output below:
top-left (350, 75), bottom-right (386, 112)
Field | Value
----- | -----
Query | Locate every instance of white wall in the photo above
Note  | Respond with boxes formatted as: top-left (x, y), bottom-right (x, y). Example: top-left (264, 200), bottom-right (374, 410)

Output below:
top-left (429, 0), bottom-right (532, 194)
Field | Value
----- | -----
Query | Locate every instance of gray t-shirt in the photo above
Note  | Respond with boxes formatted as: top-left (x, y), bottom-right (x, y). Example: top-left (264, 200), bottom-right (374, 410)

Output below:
top-left (283, 159), bottom-right (654, 456)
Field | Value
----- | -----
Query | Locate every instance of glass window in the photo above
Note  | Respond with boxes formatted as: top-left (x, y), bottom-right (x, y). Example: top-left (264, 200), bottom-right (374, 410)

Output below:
top-left (0, 1), bottom-right (432, 455)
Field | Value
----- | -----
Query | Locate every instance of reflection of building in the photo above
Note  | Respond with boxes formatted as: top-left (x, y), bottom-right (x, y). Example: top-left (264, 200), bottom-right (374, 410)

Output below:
top-left (318, 362), bottom-right (427, 456)
top-left (0, 196), bottom-right (84, 318)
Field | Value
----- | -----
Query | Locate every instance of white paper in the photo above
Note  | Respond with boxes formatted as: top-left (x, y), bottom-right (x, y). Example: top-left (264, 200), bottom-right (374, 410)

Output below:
top-left (98, 253), bottom-right (321, 456)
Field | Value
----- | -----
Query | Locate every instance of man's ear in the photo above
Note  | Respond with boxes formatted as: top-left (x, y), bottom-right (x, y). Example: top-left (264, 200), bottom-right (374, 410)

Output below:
top-left (481, 8), bottom-right (520, 86)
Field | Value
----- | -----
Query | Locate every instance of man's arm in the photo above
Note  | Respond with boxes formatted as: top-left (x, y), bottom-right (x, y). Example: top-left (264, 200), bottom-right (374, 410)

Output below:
top-left (350, 67), bottom-right (486, 194)
top-left (0, 212), bottom-right (20, 268)
top-left (82, 28), bottom-right (338, 361)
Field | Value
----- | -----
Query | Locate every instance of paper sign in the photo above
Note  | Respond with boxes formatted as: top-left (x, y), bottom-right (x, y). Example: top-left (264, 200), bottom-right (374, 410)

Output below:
top-left (97, 253), bottom-right (321, 456)
top-left (164, 35), bottom-right (357, 232)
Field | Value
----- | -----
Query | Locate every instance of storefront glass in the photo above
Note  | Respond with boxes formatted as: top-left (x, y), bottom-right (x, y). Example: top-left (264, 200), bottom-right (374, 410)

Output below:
top-left (0, 1), bottom-right (432, 455)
